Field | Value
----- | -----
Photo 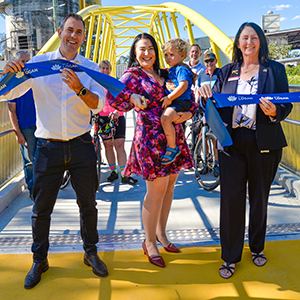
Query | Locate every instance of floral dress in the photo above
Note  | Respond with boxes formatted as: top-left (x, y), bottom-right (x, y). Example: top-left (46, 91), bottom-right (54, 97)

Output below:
top-left (108, 67), bottom-right (198, 181)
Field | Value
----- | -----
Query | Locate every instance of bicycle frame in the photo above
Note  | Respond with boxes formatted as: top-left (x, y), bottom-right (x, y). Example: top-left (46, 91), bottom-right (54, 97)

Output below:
top-left (191, 110), bottom-right (220, 191)
top-left (91, 114), bottom-right (102, 188)
top-left (200, 116), bottom-right (210, 165)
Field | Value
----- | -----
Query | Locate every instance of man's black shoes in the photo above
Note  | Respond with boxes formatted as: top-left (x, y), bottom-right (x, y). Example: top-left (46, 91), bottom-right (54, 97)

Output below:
top-left (24, 254), bottom-right (107, 289)
top-left (24, 260), bottom-right (49, 289)
top-left (84, 253), bottom-right (108, 277)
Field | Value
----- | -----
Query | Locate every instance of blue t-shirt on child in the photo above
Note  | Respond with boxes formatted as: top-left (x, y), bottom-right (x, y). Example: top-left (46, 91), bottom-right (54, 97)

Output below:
top-left (167, 65), bottom-right (193, 102)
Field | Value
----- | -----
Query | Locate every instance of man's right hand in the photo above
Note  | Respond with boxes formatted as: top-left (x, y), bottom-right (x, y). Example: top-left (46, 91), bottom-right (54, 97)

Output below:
top-left (3, 59), bottom-right (25, 75)
top-left (198, 84), bottom-right (213, 99)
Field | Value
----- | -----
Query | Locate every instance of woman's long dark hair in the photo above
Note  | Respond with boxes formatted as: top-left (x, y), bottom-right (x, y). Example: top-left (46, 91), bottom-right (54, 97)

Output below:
top-left (232, 22), bottom-right (269, 64)
top-left (127, 33), bottom-right (168, 79)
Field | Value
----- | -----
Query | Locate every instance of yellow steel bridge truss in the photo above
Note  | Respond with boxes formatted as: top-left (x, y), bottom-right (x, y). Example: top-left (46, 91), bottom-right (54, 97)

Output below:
top-left (39, 2), bottom-right (233, 77)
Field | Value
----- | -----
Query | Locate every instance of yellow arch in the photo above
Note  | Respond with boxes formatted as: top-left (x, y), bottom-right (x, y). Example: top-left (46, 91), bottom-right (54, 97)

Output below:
top-left (39, 3), bottom-right (234, 76)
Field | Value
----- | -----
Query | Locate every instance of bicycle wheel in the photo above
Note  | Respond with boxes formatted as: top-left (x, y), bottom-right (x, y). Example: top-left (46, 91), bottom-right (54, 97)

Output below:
top-left (194, 132), bottom-right (220, 191)
top-left (94, 136), bottom-right (101, 188)
top-left (60, 170), bottom-right (71, 189)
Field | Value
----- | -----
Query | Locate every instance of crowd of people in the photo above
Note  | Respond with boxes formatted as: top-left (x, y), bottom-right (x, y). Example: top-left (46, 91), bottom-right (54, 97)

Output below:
top-left (0, 12), bottom-right (292, 288)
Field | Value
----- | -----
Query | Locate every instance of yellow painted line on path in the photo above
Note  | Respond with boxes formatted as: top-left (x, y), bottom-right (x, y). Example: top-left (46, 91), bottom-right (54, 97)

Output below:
top-left (1, 240), bottom-right (300, 299)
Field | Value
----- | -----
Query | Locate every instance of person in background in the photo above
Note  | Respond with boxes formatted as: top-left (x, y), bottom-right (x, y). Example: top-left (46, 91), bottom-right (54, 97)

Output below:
top-left (98, 60), bottom-right (138, 185)
top-left (7, 51), bottom-right (36, 201)
top-left (195, 50), bottom-right (220, 175)
top-left (197, 51), bottom-right (220, 92)
top-left (199, 22), bottom-right (292, 279)
top-left (186, 44), bottom-right (206, 91)
top-left (181, 44), bottom-right (206, 134)
top-left (1, 13), bottom-right (108, 289)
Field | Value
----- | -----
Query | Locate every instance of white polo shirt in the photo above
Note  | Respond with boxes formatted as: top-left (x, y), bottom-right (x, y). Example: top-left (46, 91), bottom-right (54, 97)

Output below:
top-left (1, 48), bottom-right (105, 140)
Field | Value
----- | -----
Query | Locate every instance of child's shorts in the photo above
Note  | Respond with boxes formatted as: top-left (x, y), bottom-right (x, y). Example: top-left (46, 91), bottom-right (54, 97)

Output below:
top-left (168, 100), bottom-right (192, 112)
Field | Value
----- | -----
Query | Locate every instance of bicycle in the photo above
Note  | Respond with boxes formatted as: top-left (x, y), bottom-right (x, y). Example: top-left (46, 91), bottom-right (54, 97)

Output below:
top-left (186, 109), bottom-right (220, 191)
top-left (60, 170), bottom-right (71, 189)
top-left (91, 113), bottom-right (118, 189)
top-left (91, 114), bottom-right (102, 188)
top-left (60, 114), bottom-right (117, 190)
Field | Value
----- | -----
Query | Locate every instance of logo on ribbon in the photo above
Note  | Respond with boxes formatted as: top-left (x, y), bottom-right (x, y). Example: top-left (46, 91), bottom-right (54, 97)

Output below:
top-left (15, 71), bottom-right (25, 79)
top-left (51, 64), bottom-right (61, 71)
top-left (228, 95), bottom-right (237, 102)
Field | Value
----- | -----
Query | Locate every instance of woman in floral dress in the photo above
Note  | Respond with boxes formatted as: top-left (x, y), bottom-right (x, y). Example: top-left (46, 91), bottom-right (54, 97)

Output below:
top-left (108, 33), bottom-right (198, 268)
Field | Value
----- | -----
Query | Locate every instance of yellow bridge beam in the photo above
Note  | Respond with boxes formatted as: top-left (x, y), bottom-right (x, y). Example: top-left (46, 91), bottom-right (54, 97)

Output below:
top-left (39, 3), bottom-right (234, 77)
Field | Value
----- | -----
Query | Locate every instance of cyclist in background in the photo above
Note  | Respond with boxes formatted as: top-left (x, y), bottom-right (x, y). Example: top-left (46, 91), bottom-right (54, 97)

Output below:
top-left (97, 60), bottom-right (138, 185)
top-left (195, 51), bottom-right (220, 175)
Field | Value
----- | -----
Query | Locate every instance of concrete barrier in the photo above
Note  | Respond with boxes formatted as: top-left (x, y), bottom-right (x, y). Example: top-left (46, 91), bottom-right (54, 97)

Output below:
top-left (0, 172), bottom-right (25, 214)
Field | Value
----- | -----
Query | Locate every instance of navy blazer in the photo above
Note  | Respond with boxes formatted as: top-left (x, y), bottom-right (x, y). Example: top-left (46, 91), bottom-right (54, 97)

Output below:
top-left (212, 60), bottom-right (293, 150)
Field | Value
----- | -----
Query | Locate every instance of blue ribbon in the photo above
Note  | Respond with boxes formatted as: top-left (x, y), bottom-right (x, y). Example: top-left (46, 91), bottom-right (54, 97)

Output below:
top-left (205, 98), bottom-right (233, 147)
top-left (0, 59), bottom-right (125, 98)
top-left (205, 92), bottom-right (299, 147)
top-left (212, 92), bottom-right (300, 108)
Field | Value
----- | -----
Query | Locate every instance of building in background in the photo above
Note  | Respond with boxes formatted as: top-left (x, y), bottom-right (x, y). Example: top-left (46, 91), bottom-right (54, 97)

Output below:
top-left (262, 11), bottom-right (280, 33)
top-left (0, 0), bottom-right (79, 59)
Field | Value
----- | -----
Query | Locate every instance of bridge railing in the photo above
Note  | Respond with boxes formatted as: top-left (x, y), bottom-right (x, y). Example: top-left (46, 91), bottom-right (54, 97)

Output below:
top-left (281, 85), bottom-right (300, 176)
top-left (0, 86), bottom-right (300, 187)
top-left (0, 101), bottom-right (23, 188)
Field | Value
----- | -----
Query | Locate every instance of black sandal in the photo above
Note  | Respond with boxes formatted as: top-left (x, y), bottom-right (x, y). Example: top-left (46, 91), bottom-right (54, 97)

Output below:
top-left (252, 252), bottom-right (267, 267)
top-left (219, 263), bottom-right (235, 279)
top-left (121, 176), bottom-right (138, 185)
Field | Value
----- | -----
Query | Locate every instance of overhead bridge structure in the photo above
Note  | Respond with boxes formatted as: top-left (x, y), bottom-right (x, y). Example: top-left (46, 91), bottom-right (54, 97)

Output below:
top-left (39, 2), bottom-right (234, 77)
top-left (1, 2), bottom-right (299, 188)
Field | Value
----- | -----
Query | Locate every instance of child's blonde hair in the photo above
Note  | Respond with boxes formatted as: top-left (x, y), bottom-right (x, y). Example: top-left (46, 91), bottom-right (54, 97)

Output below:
top-left (162, 38), bottom-right (190, 59)
top-left (99, 60), bottom-right (112, 69)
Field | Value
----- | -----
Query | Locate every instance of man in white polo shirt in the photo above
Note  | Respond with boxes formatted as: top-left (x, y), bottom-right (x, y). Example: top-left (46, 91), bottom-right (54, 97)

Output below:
top-left (2, 13), bottom-right (108, 289)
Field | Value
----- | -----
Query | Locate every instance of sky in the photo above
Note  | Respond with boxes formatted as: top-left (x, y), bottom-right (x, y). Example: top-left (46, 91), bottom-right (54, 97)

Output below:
top-left (102, 0), bottom-right (300, 38)
top-left (0, 0), bottom-right (299, 38)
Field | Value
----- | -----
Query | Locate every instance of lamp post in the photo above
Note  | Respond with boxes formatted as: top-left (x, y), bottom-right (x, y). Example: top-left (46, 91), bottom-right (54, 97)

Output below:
top-left (53, 0), bottom-right (58, 32)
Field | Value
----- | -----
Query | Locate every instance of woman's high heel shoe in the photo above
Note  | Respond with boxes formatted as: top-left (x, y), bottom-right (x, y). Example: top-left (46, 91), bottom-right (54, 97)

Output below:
top-left (156, 237), bottom-right (180, 253)
top-left (142, 240), bottom-right (165, 268)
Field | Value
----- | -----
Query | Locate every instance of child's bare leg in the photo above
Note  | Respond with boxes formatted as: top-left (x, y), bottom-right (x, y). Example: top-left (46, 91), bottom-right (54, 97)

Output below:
top-left (161, 107), bottom-right (180, 150)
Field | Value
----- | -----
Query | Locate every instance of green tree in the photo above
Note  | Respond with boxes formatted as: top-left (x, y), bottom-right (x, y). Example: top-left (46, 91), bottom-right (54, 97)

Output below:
top-left (268, 43), bottom-right (292, 60)
top-left (117, 55), bottom-right (129, 65)
top-left (286, 65), bottom-right (300, 85)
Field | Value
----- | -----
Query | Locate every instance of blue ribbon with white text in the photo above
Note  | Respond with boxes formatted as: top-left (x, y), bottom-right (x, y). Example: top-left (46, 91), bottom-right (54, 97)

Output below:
top-left (0, 59), bottom-right (125, 98)
top-left (205, 92), bottom-right (299, 147)
top-left (212, 92), bottom-right (300, 108)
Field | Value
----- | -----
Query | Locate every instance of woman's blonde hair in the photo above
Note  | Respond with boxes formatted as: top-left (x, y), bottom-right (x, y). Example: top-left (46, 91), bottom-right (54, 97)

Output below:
top-left (99, 60), bottom-right (112, 69)
top-left (162, 38), bottom-right (190, 59)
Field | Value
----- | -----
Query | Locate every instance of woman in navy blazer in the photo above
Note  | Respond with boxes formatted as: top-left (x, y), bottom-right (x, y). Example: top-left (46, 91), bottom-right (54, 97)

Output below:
top-left (200, 22), bottom-right (292, 279)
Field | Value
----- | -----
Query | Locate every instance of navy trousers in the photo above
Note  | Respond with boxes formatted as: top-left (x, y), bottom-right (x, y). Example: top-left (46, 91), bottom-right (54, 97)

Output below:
top-left (20, 126), bottom-right (37, 194)
top-left (32, 132), bottom-right (98, 262)
top-left (219, 127), bottom-right (282, 263)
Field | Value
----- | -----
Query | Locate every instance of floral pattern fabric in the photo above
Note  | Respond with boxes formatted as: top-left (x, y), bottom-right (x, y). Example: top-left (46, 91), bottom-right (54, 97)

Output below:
top-left (108, 67), bottom-right (198, 181)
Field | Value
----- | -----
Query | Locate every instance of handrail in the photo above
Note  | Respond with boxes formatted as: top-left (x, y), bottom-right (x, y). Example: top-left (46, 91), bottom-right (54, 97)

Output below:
top-left (0, 129), bottom-right (14, 138)
top-left (276, 57), bottom-right (300, 64)
top-left (289, 85), bottom-right (300, 91)
top-left (284, 118), bottom-right (300, 126)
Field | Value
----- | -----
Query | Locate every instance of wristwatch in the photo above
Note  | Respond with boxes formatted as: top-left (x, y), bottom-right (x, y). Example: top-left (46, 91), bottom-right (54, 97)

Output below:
top-left (77, 86), bottom-right (87, 97)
